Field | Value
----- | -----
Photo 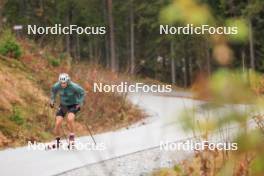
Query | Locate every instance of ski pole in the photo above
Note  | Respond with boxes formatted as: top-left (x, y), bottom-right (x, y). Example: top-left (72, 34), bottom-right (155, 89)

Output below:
top-left (77, 104), bottom-right (97, 145)
top-left (85, 123), bottom-right (97, 145)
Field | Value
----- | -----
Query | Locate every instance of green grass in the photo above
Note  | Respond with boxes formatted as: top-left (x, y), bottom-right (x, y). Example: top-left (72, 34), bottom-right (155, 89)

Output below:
top-left (9, 107), bottom-right (24, 125)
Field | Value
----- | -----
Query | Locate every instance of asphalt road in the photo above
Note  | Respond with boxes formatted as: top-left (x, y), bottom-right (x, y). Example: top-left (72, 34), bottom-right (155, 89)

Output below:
top-left (0, 92), bottom-right (254, 176)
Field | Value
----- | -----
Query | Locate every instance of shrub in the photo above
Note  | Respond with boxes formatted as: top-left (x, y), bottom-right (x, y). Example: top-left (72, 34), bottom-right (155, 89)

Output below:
top-left (59, 52), bottom-right (66, 60)
top-left (50, 59), bottom-right (60, 67)
top-left (9, 107), bottom-right (24, 125)
top-left (0, 30), bottom-right (22, 59)
top-left (46, 54), bottom-right (60, 67)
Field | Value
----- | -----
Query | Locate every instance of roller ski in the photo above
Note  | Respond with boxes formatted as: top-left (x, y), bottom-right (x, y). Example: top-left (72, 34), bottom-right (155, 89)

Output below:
top-left (67, 134), bottom-right (75, 150)
top-left (46, 137), bottom-right (61, 150)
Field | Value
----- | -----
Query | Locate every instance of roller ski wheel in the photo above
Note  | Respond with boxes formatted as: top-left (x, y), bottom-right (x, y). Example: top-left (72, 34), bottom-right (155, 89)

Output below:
top-left (67, 141), bottom-right (75, 150)
top-left (46, 142), bottom-right (61, 150)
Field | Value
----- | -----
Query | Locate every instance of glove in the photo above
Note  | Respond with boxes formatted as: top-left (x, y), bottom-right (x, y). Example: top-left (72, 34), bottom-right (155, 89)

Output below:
top-left (50, 101), bottom-right (55, 108)
top-left (76, 104), bottom-right (81, 109)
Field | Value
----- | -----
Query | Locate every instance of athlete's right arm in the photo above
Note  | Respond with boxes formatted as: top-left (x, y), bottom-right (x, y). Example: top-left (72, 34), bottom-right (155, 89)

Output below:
top-left (50, 83), bottom-right (60, 107)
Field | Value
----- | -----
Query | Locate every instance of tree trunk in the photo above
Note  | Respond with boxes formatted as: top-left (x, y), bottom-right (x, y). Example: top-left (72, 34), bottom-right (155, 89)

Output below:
top-left (0, 0), bottom-right (4, 31)
top-left (103, 0), bottom-right (110, 68)
top-left (76, 34), bottom-right (80, 60)
top-left (249, 18), bottom-right (255, 70)
top-left (182, 57), bottom-right (187, 88)
top-left (205, 40), bottom-right (211, 75)
top-left (105, 35), bottom-right (110, 68)
top-left (189, 57), bottom-right (193, 84)
top-left (186, 56), bottom-right (190, 86)
top-left (89, 40), bottom-right (93, 60)
top-left (130, 0), bottom-right (135, 74)
top-left (170, 40), bottom-right (176, 84)
top-left (69, 5), bottom-right (75, 58)
top-left (65, 9), bottom-right (70, 55)
top-left (107, 0), bottom-right (117, 72)
top-left (242, 48), bottom-right (246, 72)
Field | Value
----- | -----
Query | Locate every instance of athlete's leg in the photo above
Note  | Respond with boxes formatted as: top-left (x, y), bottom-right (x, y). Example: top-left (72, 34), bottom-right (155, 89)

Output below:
top-left (66, 105), bottom-right (80, 144)
top-left (66, 113), bottom-right (75, 150)
top-left (49, 116), bottom-right (64, 148)
top-left (66, 112), bottom-right (75, 134)
top-left (54, 116), bottom-right (63, 137)
top-left (54, 105), bottom-right (66, 138)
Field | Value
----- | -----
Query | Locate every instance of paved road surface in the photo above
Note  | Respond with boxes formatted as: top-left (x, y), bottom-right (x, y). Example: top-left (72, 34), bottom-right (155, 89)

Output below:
top-left (0, 92), bottom-right (251, 176)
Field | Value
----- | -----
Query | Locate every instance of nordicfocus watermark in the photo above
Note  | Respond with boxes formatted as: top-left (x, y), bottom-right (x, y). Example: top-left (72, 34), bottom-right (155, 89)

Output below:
top-left (27, 141), bottom-right (106, 151)
top-left (160, 24), bottom-right (238, 35)
top-left (93, 82), bottom-right (172, 93)
top-left (27, 24), bottom-right (106, 35)
top-left (160, 140), bottom-right (238, 151)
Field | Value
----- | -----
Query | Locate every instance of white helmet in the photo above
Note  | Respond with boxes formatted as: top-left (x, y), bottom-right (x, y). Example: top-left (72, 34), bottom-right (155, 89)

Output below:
top-left (58, 73), bottom-right (70, 83)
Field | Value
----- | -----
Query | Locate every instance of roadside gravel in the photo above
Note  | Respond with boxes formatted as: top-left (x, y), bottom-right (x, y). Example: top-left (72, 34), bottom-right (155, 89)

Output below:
top-left (58, 146), bottom-right (192, 176)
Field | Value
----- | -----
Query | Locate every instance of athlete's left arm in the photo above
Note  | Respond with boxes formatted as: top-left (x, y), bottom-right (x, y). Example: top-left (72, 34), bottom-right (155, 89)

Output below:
top-left (74, 84), bottom-right (86, 106)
